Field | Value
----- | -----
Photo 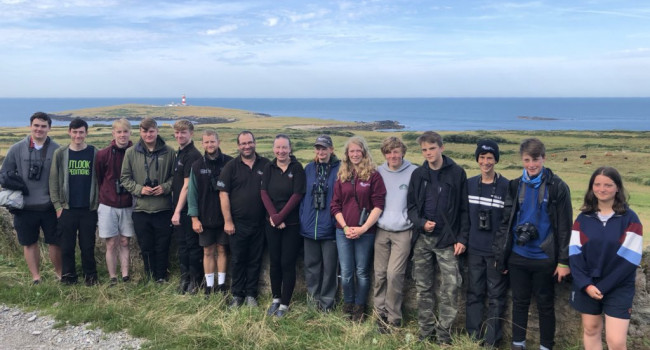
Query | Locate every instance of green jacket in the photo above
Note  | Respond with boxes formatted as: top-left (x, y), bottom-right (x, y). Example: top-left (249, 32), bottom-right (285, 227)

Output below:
top-left (49, 144), bottom-right (99, 211)
top-left (120, 136), bottom-right (175, 213)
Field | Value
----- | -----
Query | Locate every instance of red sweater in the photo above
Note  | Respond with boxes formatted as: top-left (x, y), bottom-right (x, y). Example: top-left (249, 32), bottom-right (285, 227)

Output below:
top-left (95, 140), bottom-right (133, 208)
top-left (330, 171), bottom-right (386, 234)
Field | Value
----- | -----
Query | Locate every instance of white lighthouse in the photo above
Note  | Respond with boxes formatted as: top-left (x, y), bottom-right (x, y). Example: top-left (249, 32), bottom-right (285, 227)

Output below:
top-left (181, 94), bottom-right (186, 106)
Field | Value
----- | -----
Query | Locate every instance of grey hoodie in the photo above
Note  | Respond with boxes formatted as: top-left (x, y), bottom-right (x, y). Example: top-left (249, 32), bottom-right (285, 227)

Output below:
top-left (377, 159), bottom-right (418, 232)
top-left (0, 136), bottom-right (59, 210)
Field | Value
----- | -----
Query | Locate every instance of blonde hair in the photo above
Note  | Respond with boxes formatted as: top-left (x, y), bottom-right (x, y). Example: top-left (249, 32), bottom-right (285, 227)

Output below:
top-left (173, 119), bottom-right (194, 132)
top-left (337, 136), bottom-right (376, 182)
top-left (112, 118), bottom-right (131, 131)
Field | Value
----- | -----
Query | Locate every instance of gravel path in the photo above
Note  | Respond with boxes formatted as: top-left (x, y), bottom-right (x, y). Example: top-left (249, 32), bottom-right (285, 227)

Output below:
top-left (0, 304), bottom-right (145, 350)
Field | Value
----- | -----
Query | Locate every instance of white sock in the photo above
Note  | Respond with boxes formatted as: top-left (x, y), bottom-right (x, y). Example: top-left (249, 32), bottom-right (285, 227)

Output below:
top-left (513, 341), bottom-right (526, 347)
top-left (279, 304), bottom-right (288, 311)
top-left (217, 272), bottom-right (226, 285)
top-left (273, 298), bottom-right (281, 304)
top-left (205, 273), bottom-right (215, 287)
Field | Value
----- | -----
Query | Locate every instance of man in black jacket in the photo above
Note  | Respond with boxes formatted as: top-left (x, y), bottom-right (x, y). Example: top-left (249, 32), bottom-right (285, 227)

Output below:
top-left (407, 131), bottom-right (469, 344)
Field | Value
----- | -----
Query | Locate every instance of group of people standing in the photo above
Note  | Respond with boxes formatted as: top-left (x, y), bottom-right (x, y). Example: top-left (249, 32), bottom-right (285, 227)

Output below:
top-left (1, 112), bottom-right (643, 350)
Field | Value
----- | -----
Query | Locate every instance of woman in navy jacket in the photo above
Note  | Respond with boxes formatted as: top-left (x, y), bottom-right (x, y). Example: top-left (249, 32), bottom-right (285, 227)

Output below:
top-left (569, 166), bottom-right (643, 350)
top-left (299, 135), bottom-right (341, 312)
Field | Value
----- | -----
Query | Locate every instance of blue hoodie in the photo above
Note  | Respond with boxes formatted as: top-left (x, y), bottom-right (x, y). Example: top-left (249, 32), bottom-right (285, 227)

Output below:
top-left (299, 155), bottom-right (340, 240)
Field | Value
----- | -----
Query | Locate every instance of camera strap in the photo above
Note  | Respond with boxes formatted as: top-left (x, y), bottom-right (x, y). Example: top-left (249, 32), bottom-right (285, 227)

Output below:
top-left (352, 175), bottom-right (362, 211)
top-left (477, 173), bottom-right (498, 209)
top-left (516, 179), bottom-right (547, 227)
top-left (28, 137), bottom-right (49, 174)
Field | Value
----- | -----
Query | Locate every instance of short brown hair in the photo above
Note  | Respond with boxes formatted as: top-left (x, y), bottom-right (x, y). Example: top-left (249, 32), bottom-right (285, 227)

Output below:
top-left (416, 131), bottom-right (443, 147)
top-left (139, 117), bottom-right (158, 130)
top-left (173, 119), bottom-right (193, 132)
top-left (519, 138), bottom-right (546, 158)
top-left (381, 136), bottom-right (407, 155)
top-left (202, 129), bottom-right (218, 139)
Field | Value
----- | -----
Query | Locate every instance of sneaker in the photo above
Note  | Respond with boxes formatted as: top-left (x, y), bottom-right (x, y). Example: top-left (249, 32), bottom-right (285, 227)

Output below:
top-left (84, 275), bottom-right (99, 286)
top-left (32, 279), bottom-right (40, 285)
top-left (204, 285), bottom-right (214, 297)
top-left (216, 284), bottom-right (227, 294)
top-left (342, 303), bottom-right (354, 319)
top-left (510, 344), bottom-right (526, 350)
top-left (244, 296), bottom-right (258, 307)
top-left (267, 302), bottom-right (280, 316)
top-left (351, 304), bottom-right (366, 322)
top-left (229, 296), bottom-right (244, 309)
top-left (122, 276), bottom-right (131, 283)
top-left (275, 307), bottom-right (288, 318)
top-left (187, 279), bottom-right (199, 295)
top-left (109, 277), bottom-right (118, 287)
top-left (376, 316), bottom-right (390, 334)
top-left (177, 277), bottom-right (190, 294)
top-left (155, 278), bottom-right (166, 284)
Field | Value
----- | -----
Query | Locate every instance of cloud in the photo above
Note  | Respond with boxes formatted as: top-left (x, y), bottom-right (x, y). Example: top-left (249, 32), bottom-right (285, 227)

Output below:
top-left (288, 9), bottom-right (330, 23)
top-left (205, 24), bottom-right (238, 35)
top-left (265, 17), bottom-right (279, 26)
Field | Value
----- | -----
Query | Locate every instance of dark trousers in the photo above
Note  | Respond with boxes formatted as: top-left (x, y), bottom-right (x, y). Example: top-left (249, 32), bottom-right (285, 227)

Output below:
top-left (465, 253), bottom-right (508, 346)
top-left (304, 238), bottom-right (338, 311)
top-left (266, 222), bottom-right (302, 305)
top-left (229, 221), bottom-right (264, 298)
top-left (175, 212), bottom-right (203, 282)
top-left (58, 208), bottom-right (98, 283)
top-left (508, 253), bottom-right (556, 350)
top-left (132, 210), bottom-right (173, 281)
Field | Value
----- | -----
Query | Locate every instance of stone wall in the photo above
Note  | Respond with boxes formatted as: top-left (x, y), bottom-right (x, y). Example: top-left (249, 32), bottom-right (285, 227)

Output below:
top-left (1, 207), bottom-right (648, 348)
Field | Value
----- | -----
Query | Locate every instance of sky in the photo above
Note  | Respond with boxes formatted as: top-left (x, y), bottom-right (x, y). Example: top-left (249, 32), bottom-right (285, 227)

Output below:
top-left (1, 0), bottom-right (649, 98)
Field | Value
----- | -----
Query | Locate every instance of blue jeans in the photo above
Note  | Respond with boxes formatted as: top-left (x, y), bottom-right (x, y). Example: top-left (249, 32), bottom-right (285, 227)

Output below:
top-left (336, 228), bottom-right (375, 305)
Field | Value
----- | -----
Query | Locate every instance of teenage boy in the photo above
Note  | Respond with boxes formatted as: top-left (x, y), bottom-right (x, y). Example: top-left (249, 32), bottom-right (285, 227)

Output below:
top-left (170, 120), bottom-right (203, 294)
top-left (465, 140), bottom-right (509, 347)
top-left (0, 112), bottom-right (61, 284)
top-left (187, 129), bottom-right (233, 295)
top-left (121, 117), bottom-right (175, 282)
top-left (493, 138), bottom-right (572, 350)
top-left (374, 136), bottom-right (417, 333)
top-left (49, 118), bottom-right (99, 286)
top-left (406, 131), bottom-right (469, 344)
top-left (95, 118), bottom-right (134, 285)
top-left (217, 130), bottom-right (270, 307)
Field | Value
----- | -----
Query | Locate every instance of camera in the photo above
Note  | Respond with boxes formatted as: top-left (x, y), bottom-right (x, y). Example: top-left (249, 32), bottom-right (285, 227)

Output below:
top-left (515, 222), bottom-right (539, 246)
top-left (358, 207), bottom-right (369, 226)
top-left (115, 179), bottom-right (126, 194)
top-left (144, 178), bottom-right (159, 187)
top-left (478, 209), bottom-right (491, 231)
top-left (28, 164), bottom-right (42, 181)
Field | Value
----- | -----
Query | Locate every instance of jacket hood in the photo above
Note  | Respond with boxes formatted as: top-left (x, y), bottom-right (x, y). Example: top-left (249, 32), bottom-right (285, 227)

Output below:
top-left (380, 159), bottom-right (414, 173)
top-left (110, 139), bottom-right (133, 150)
top-left (419, 154), bottom-right (456, 170)
top-left (135, 135), bottom-right (167, 153)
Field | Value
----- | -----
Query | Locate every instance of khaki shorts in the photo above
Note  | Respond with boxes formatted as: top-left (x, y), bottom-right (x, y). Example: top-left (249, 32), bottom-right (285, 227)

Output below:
top-left (97, 203), bottom-right (135, 239)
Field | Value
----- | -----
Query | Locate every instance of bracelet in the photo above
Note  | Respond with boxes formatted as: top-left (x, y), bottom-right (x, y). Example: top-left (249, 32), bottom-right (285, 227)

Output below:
top-left (557, 263), bottom-right (569, 268)
top-left (343, 225), bottom-right (349, 231)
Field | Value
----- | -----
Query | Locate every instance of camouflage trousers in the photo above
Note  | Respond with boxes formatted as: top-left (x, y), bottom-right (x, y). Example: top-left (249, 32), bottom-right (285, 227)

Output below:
top-left (413, 233), bottom-right (461, 338)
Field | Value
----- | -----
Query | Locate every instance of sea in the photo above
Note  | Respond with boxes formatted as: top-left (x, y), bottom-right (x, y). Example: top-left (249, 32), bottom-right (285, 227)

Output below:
top-left (0, 97), bottom-right (648, 131)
